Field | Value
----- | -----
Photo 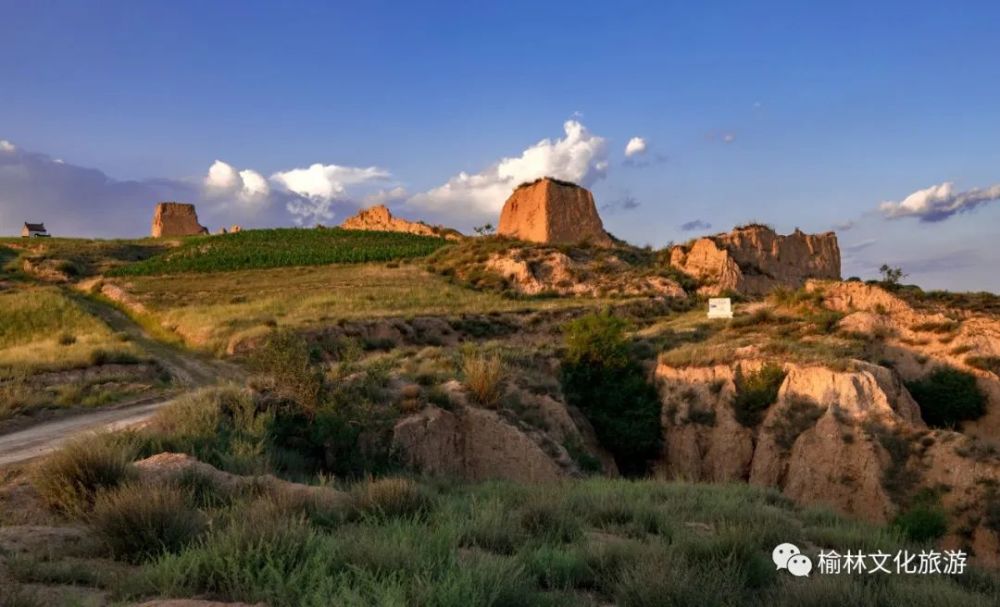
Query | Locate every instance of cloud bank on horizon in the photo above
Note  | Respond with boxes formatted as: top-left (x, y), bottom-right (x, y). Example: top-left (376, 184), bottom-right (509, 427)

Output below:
top-left (0, 120), bottom-right (620, 237)
top-left (0, 140), bottom-right (397, 236)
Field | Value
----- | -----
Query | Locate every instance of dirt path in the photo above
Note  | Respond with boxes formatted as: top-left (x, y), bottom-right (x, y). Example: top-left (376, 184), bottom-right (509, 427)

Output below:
top-left (0, 293), bottom-right (244, 466)
top-left (0, 396), bottom-right (171, 466)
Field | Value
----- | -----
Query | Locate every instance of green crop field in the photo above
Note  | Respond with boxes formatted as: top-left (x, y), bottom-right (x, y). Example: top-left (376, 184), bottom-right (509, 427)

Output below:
top-left (108, 228), bottom-right (450, 276)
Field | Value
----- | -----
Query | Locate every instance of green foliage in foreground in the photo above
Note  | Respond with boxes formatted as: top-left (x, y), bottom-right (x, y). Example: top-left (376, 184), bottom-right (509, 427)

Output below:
top-left (111, 480), bottom-right (1000, 607)
top-left (906, 367), bottom-right (986, 428)
top-left (30, 391), bottom-right (1000, 607)
top-left (561, 312), bottom-right (662, 476)
top-left (108, 228), bottom-right (449, 276)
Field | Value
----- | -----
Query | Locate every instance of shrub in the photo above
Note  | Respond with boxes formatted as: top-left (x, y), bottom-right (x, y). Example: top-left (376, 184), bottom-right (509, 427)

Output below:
top-left (31, 433), bottom-right (136, 514)
top-left (57, 332), bottom-right (76, 346)
top-left (247, 331), bottom-right (323, 414)
top-left (91, 482), bottom-right (205, 562)
top-left (906, 367), bottom-right (986, 428)
top-left (561, 311), bottom-right (662, 476)
top-left (353, 477), bottom-right (433, 519)
top-left (462, 350), bottom-right (506, 408)
top-left (893, 502), bottom-right (948, 543)
top-left (732, 363), bottom-right (786, 427)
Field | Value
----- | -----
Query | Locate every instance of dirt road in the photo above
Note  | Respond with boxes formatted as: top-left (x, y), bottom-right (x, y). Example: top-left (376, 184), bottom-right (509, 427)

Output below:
top-left (0, 293), bottom-right (243, 466)
top-left (0, 396), bottom-right (172, 466)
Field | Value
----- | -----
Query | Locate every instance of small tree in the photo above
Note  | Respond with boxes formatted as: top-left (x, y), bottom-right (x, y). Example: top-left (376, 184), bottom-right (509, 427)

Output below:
top-left (561, 311), bottom-right (661, 476)
top-left (879, 264), bottom-right (906, 287)
top-left (473, 223), bottom-right (496, 236)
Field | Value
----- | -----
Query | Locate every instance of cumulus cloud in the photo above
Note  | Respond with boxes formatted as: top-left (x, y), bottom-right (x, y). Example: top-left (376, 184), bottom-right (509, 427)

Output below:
top-left (271, 163), bottom-right (389, 200)
top-left (624, 137), bottom-right (647, 158)
top-left (879, 181), bottom-right (1000, 222)
top-left (0, 140), bottom-right (16, 153)
top-left (408, 120), bottom-right (609, 221)
top-left (680, 219), bottom-right (712, 232)
top-left (268, 163), bottom-right (390, 225)
top-left (206, 160), bottom-right (270, 198)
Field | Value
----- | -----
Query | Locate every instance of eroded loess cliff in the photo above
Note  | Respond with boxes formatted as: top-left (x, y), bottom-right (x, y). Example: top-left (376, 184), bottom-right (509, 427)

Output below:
top-left (668, 225), bottom-right (841, 296)
top-left (655, 301), bottom-right (1000, 566)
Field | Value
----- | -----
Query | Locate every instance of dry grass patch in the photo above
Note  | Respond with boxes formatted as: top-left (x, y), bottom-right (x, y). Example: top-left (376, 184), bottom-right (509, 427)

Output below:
top-left (462, 349), bottom-right (507, 408)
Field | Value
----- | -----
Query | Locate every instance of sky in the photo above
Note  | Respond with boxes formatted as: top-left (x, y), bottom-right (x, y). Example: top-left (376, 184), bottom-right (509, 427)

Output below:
top-left (2, 1), bottom-right (999, 292)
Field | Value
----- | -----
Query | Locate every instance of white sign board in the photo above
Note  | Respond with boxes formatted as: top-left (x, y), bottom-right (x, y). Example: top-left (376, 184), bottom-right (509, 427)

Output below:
top-left (707, 298), bottom-right (733, 319)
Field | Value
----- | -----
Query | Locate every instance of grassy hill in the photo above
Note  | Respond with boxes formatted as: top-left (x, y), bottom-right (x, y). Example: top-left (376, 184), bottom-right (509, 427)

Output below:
top-left (109, 228), bottom-right (450, 276)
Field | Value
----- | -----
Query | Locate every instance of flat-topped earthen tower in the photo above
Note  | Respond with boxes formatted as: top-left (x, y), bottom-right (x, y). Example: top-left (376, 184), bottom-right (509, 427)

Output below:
top-left (150, 202), bottom-right (209, 238)
top-left (498, 177), bottom-right (613, 246)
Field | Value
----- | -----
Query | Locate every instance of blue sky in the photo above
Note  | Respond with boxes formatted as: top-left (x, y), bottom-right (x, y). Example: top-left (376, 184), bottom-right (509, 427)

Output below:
top-left (2, 1), bottom-right (999, 291)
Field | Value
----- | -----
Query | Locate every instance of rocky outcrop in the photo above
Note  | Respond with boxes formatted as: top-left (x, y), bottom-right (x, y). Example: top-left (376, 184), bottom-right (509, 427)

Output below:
top-left (393, 405), bottom-right (565, 483)
top-left (341, 205), bottom-right (461, 240)
top-left (391, 379), bottom-right (613, 482)
top-left (485, 248), bottom-right (685, 298)
top-left (669, 225), bottom-right (840, 296)
top-left (498, 177), bottom-right (613, 246)
top-left (655, 357), bottom-right (1000, 562)
top-left (656, 360), bottom-right (919, 522)
top-left (150, 202), bottom-right (208, 238)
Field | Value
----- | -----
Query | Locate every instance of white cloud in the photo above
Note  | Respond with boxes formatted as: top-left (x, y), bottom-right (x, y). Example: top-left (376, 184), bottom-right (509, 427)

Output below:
top-left (408, 120), bottom-right (608, 219)
top-left (879, 181), bottom-right (1000, 222)
top-left (239, 169), bottom-right (270, 197)
top-left (624, 136), bottom-right (647, 158)
top-left (269, 163), bottom-right (391, 225)
top-left (271, 163), bottom-right (389, 200)
top-left (203, 160), bottom-right (272, 218)
top-left (722, 133), bottom-right (736, 144)
top-left (0, 140), bottom-right (15, 153)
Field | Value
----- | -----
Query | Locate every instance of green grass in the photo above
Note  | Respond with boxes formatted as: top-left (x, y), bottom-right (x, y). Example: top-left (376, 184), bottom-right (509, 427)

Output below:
top-left (107, 479), bottom-right (1000, 607)
top-left (25, 385), bottom-right (1000, 607)
top-left (108, 228), bottom-right (449, 276)
top-left (111, 264), bottom-right (597, 352)
top-left (0, 286), bottom-right (144, 371)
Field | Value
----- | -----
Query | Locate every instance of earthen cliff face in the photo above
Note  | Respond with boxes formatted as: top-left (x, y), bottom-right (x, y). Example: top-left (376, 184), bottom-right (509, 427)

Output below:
top-left (669, 225), bottom-right (840, 295)
top-left (340, 205), bottom-right (461, 240)
top-left (498, 178), bottom-right (613, 246)
top-left (150, 202), bottom-right (208, 238)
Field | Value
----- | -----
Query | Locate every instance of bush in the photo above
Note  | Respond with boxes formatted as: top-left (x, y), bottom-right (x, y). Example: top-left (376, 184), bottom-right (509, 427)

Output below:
top-left (462, 350), bottom-right (506, 408)
top-left (353, 477), bottom-right (433, 519)
top-left (732, 363), bottom-right (786, 427)
top-left (91, 482), bottom-right (205, 562)
top-left (31, 433), bottom-right (136, 514)
top-left (561, 312), bottom-right (662, 476)
top-left (893, 502), bottom-right (948, 543)
top-left (247, 331), bottom-right (323, 414)
top-left (57, 332), bottom-right (77, 346)
top-left (906, 367), bottom-right (986, 428)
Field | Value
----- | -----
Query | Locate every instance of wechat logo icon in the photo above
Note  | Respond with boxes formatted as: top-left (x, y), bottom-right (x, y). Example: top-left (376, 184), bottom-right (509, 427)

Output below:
top-left (773, 542), bottom-right (812, 577)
